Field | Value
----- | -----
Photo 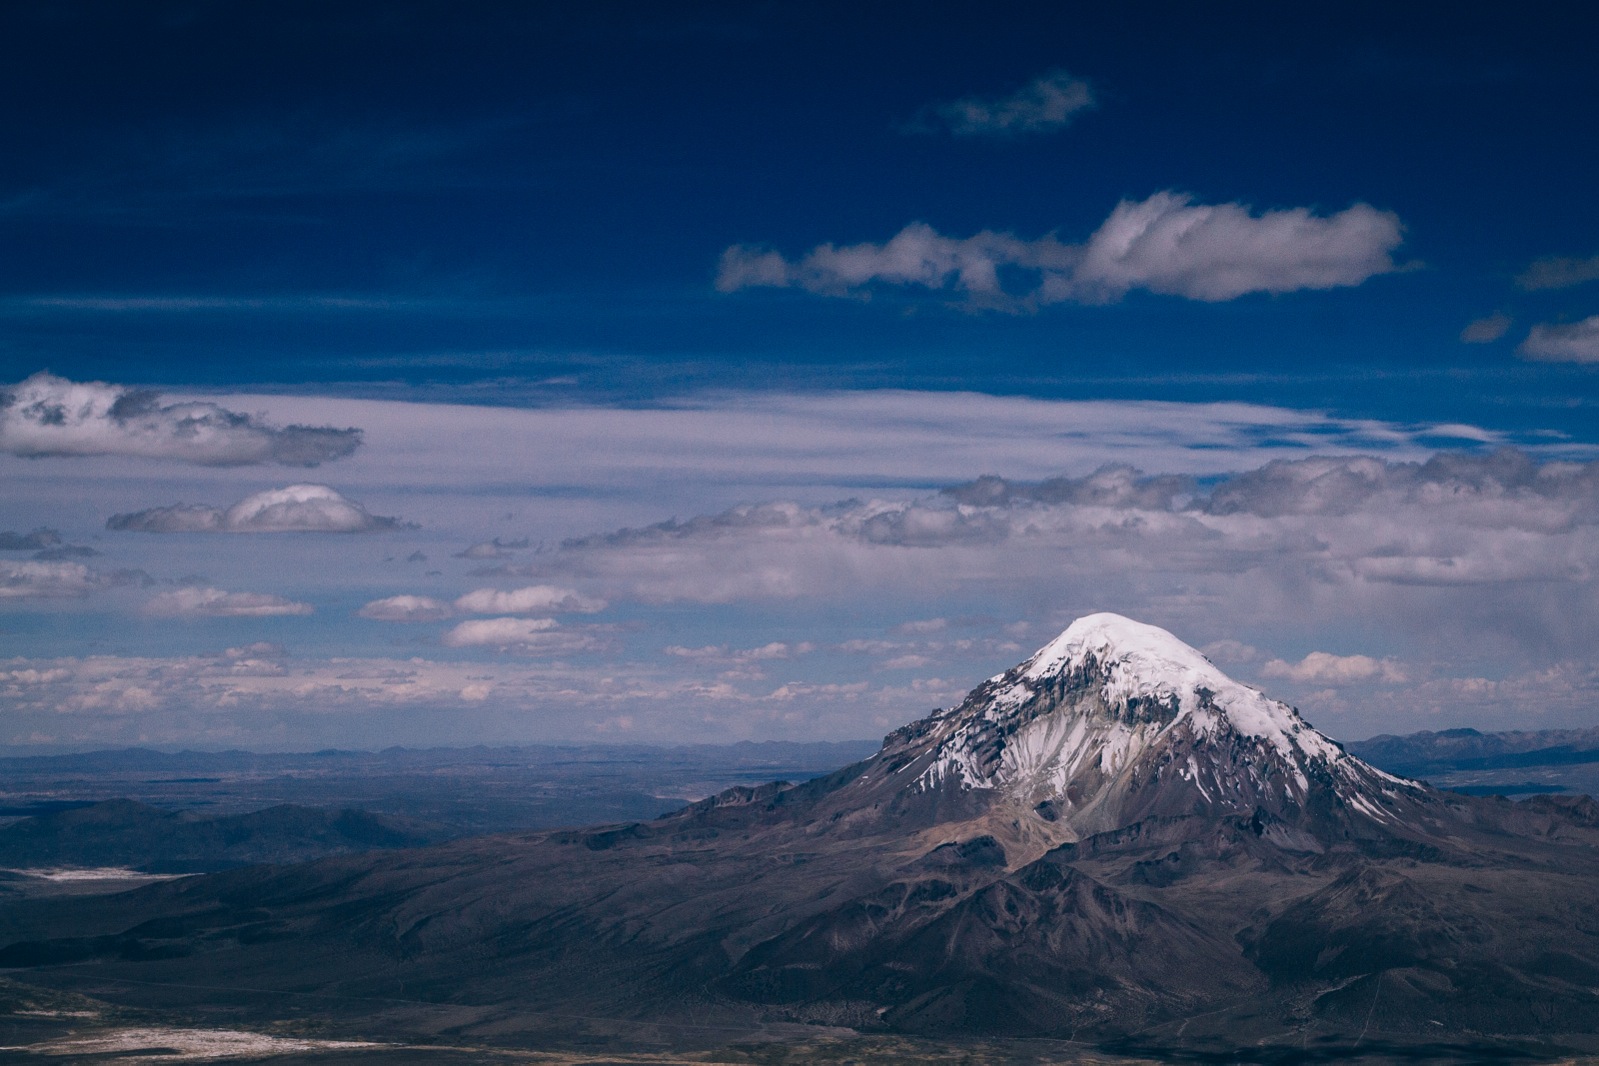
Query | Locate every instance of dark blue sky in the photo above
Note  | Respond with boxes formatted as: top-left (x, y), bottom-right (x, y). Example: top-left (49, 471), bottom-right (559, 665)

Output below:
top-left (6, 3), bottom-right (1599, 750)
top-left (1, 1), bottom-right (1596, 439)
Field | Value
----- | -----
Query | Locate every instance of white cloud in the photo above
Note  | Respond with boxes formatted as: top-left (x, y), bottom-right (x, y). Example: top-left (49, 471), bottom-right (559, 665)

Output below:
top-left (1069, 192), bottom-right (1404, 302)
top-left (439, 617), bottom-right (602, 655)
top-left (664, 641), bottom-right (811, 663)
top-left (1520, 316), bottom-right (1599, 363)
top-left (1516, 255), bottom-right (1599, 291)
top-left (108, 484), bottom-right (403, 533)
top-left (442, 616), bottom-right (556, 646)
top-left (0, 560), bottom-right (106, 599)
top-left (145, 587), bottom-right (313, 618)
top-left (1201, 639), bottom-right (1263, 665)
top-left (717, 192), bottom-right (1403, 306)
top-left (1460, 313), bottom-right (1511, 343)
top-left (0, 372), bottom-right (360, 465)
top-left (220, 641), bottom-right (287, 661)
top-left (357, 595), bottom-right (454, 622)
top-left (916, 70), bottom-right (1095, 137)
top-left (1261, 652), bottom-right (1407, 685)
top-left (454, 585), bottom-right (606, 615)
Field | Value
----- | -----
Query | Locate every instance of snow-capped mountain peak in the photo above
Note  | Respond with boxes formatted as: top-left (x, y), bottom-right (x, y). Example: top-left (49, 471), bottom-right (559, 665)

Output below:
top-left (894, 612), bottom-right (1417, 837)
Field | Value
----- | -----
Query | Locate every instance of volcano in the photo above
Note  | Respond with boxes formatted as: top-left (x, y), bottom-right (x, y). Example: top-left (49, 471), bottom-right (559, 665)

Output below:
top-left (5, 614), bottom-right (1599, 1054)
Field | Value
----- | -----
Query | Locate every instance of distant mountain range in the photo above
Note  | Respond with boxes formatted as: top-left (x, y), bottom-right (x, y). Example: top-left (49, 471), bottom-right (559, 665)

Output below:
top-left (3, 613), bottom-right (1597, 1059)
top-left (1349, 726), bottom-right (1599, 779)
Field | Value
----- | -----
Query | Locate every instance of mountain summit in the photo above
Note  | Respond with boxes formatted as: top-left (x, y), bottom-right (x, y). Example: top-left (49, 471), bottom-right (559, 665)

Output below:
top-left (858, 613), bottom-right (1426, 847)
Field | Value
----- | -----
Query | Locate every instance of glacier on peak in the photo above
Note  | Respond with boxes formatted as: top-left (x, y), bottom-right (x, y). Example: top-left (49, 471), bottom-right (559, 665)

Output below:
top-left (1010, 612), bottom-right (1342, 763)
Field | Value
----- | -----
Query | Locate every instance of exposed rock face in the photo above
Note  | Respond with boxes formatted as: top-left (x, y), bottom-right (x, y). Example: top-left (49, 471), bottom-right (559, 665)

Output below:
top-left (4, 614), bottom-right (1599, 1055)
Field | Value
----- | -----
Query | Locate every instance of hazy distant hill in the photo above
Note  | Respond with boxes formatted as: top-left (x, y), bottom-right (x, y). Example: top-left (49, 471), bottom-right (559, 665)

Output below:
top-left (0, 799), bottom-right (439, 873)
top-left (0, 740), bottom-right (883, 838)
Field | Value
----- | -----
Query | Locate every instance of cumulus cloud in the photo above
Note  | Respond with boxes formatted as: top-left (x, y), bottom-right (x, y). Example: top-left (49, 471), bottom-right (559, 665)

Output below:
top-left (454, 585), bottom-right (606, 614)
top-left (1261, 652), bottom-right (1407, 685)
top-left (1069, 193), bottom-right (1404, 303)
top-left (441, 616), bottom-right (600, 655)
top-left (0, 560), bottom-right (108, 599)
top-left (108, 484), bottom-right (404, 533)
top-left (145, 587), bottom-right (314, 618)
top-left (912, 70), bottom-right (1095, 137)
top-left (1460, 313), bottom-right (1511, 343)
top-left (0, 372), bottom-right (361, 465)
top-left (1516, 255), bottom-right (1599, 291)
top-left (1519, 316), bottom-right (1599, 363)
top-left (717, 192), bottom-right (1403, 307)
top-left (357, 595), bottom-right (454, 622)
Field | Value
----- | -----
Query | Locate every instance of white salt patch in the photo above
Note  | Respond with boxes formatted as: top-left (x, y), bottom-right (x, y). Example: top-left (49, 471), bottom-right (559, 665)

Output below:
top-left (6, 867), bottom-right (186, 882)
top-left (1, 1027), bottom-right (381, 1060)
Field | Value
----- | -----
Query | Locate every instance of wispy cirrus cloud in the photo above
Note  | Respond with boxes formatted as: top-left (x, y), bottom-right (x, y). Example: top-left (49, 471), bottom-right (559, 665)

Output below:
top-left (144, 586), bottom-right (313, 618)
top-left (908, 70), bottom-right (1095, 137)
top-left (717, 191), bottom-right (1404, 307)
top-left (0, 373), bottom-right (361, 466)
top-left (108, 484), bottom-right (404, 533)
top-left (1519, 316), bottom-right (1599, 364)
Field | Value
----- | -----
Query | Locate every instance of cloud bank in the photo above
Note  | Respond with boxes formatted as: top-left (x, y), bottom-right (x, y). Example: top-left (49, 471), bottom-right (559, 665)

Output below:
top-left (547, 450), bottom-right (1599, 667)
top-left (913, 70), bottom-right (1094, 137)
top-left (717, 192), bottom-right (1403, 307)
top-left (108, 484), bottom-right (404, 533)
top-left (0, 373), bottom-right (361, 465)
